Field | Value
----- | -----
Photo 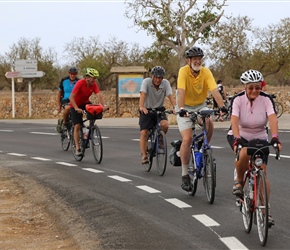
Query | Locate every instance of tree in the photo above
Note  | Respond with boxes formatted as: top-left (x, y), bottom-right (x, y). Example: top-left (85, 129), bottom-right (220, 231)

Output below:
top-left (125, 0), bottom-right (227, 67)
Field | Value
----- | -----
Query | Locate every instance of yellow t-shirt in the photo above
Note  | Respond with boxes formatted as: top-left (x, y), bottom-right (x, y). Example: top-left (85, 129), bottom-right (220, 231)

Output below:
top-left (177, 65), bottom-right (217, 106)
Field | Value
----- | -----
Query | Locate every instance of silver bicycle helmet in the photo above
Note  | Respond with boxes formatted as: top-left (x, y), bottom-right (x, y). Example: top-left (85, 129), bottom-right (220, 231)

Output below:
top-left (151, 66), bottom-right (165, 77)
top-left (240, 69), bottom-right (263, 84)
top-left (68, 67), bottom-right (78, 74)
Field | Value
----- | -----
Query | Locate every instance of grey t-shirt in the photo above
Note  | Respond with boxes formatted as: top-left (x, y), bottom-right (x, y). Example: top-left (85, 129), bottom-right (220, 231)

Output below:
top-left (140, 78), bottom-right (173, 109)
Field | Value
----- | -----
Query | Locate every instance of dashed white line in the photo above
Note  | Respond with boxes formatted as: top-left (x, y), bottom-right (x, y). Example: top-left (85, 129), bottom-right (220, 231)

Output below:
top-left (136, 185), bottom-right (161, 193)
top-left (82, 168), bottom-right (104, 173)
top-left (0, 130), bottom-right (13, 132)
top-left (165, 198), bottom-right (191, 208)
top-left (220, 236), bottom-right (249, 250)
top-left (192, 214), bottom-right (220, 227)
top-left (270, 153), bottom-right (290, 159)
top-left (7, 153), bottom-right (26, 156)
top-left (55, 162), bottom-right (78, 167)
top-left (31, 157), bottom-right (51, 161)
top-left (108, 175), bottom-right (131, 182)
top-left (30, 132), bottom-right (57, 135)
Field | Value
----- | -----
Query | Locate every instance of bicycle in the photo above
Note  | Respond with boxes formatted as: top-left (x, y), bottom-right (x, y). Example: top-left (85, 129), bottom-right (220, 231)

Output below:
top-left (71, 104), bottom-right (104, 164)
top-left (270, 94), bottom-right (283, 118)
top-left (143, 109), bottom-right (173, 176)
top-left (182, 109), bottom-right (216, 204)
top-left (235, 139), bottom-right (280, 246)
top-left (60, 104), bottom-right (73, 151)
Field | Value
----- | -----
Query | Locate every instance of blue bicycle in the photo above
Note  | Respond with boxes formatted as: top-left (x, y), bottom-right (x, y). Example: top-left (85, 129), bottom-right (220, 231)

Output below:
top-left (143, 109), bottom-right (173, 176)
top-left (186, 109), bottom-right (216, 204)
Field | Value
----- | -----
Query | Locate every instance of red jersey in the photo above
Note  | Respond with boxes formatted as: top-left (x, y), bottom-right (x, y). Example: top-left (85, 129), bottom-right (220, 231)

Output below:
top-left (70, 78), bottom-right (100, 107)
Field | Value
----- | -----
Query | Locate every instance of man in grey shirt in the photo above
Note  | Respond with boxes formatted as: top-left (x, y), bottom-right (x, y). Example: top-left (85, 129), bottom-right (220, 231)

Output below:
top-left (139, 66), bottom-right (176, 164)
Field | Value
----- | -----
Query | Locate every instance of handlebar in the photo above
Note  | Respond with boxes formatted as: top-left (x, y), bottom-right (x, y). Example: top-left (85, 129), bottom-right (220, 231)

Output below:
top-left (235, 142), bottom-right (280, 161)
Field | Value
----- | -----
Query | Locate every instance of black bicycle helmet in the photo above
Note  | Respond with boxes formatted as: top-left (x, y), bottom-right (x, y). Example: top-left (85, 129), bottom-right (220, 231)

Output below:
top-left (151, 66), bottom-right (165, 77)
top-left (68, 67), bottom-right (78, 74)
top-left (240, 69), bottom-right (263, 84)
top-left (185, 46), bottom-right (204, 58)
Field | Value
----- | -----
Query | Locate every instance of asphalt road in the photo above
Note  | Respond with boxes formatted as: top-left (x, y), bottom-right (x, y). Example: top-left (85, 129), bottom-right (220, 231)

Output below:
top-left (0, 121), bottom-right (290, 249)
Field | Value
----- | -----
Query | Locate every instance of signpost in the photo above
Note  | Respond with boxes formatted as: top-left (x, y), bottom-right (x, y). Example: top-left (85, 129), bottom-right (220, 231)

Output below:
top-left (5, 59), bottom-right (44, 118)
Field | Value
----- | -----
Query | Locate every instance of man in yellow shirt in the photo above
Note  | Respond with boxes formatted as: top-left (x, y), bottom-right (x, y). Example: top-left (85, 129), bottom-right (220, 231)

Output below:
top-left (177, 46), bottom-right (227, 191)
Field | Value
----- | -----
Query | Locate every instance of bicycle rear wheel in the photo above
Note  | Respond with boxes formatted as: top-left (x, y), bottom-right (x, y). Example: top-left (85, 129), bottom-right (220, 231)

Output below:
top-left (143, 135), bottom-right (153, 172)
top-left (241, 173), bottom-right (253, 233)
top-left (156, 130), bottom-right (167, 176)
top-left (71, 126), bottom-right (85, 161)
top-left (256, 170), bottom-right (269, 246)
top-left (203, 149), bottom-right (215, 204)
top-left (275, 102), bottom-right (283, 118)
top-left (61, 127), bottom-right (70, 151)
top-left (91, 125), bottom-right (103, 164)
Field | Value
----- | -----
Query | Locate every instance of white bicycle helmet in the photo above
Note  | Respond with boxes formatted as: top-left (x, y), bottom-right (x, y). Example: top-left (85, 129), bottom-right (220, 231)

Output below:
top-left (240, 69), bottom-right (263, 84)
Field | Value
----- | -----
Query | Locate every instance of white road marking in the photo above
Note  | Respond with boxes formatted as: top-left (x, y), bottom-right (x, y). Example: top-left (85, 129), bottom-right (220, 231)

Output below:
top-left (0, 130), bottom-right (13, 132)
top-left (220, 237), bottom-right (249, 250)
top-left (55, 162), bottom-right (78, 167)
top-left (7, 153), bottom-right (26, 156)
top-left (165, 198), bottom-right (191, 208)
top-left (82, 168), bottom-right (104, 173)
top-left (108, 175), bottom-right (131, 182)
top-left (30, 132), bottom-right (57, 135)
top-left (136, 185), bottom-right (161, 193)
top-left (31, 157), bottom-right (51, 161)
top-left (270, 153), bottom-right (290, 159)
top-left (192, 214), bottom-right (220, 227)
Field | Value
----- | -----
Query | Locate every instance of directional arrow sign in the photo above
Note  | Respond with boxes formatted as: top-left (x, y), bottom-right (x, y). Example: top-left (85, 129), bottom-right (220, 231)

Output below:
top-left (5, 71), bottom-right (21, 78)
top-left (14, 59), bottom-right (37, 66)
top-left (20, 71), bottom-right (45, 78)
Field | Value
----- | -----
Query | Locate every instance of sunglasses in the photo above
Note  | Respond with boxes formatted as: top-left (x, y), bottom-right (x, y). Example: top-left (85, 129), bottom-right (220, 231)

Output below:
top-left (247, 85), bottom-right (261, 91)
top-left (69, 73), bottom-right (77, 75)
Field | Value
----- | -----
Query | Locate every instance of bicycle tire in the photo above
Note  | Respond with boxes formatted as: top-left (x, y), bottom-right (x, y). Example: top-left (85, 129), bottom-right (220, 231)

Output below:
top-left (156, 130), bottom-right (167, 176)
top-left (91, 125), bottom-right (103, 164)
top-left (241, 172), bottom-right (253, 233)
top-left (275, 102), bottom-right (283, 118)
top-left (143, 133), bottom-right (153, 172)
top-left (61, 127), bottom-right (70, 151)
top-left (256, 170), bottom-right (269, 246)
top-left (203, 149), bottom-right (215, 204)
top-left (71, 126), bottom-right (85, 161)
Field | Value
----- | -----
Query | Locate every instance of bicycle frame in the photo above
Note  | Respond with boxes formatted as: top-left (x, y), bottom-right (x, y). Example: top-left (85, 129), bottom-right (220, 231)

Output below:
top-left (235, 140), bottom-right (280, 246)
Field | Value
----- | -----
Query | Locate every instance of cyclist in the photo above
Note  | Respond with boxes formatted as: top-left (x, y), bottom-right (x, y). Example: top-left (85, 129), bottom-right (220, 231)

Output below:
top-left (213, 79), bottom-right (228, 121)
top-left (227, 69), bottom-right (282, 226)
top-left (56, 67), bottom-right (79, 132)
top-left (69, 68), bottom-right (108, 156)
top-left (176, 46), bottom-right (227, 192)
top-left (139, 66), bottom-right (176, 164)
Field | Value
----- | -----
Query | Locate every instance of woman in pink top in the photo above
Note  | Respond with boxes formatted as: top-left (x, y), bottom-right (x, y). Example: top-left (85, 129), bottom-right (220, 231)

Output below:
top-left (227, 69), bottom-right (282, 226)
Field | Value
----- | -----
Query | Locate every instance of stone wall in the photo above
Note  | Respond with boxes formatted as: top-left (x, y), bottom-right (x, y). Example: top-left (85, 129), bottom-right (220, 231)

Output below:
top-left (0, 87), bottom-right (289, 119)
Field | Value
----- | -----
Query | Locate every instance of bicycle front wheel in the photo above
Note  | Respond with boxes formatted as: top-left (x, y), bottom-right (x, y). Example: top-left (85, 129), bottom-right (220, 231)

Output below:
top-left (156, 130), bottom-right (167, 176)
top-left (275, 102), bottom-right (283, 118)
top-left (256, 170), bottom-right (269, 246)
top-left (203, 149), bottom-right (215, 204)
top-left (71, 126), bottom-right (85, 161)
top-left (241, 173), bottom-right (253, 233)
top-left (91, 125), bottom-right (103, 164)
top-left (61, 127), bottom-right (70, 151)
top-left (143, 135), bottom-right (153, 172)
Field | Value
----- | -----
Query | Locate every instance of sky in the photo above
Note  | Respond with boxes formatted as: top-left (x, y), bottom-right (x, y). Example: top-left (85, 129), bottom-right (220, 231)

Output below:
top-left (1, 0), bottom-right (290, 66)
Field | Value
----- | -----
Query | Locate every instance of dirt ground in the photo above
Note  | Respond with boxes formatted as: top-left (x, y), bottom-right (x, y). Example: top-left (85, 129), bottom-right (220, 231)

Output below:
top-left (0, 168), bottom-right (98, 250)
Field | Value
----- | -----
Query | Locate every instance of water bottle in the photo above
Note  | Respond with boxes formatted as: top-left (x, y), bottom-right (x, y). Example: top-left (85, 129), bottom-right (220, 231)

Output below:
top-left (194, 151), bottom-right (203, 174)
top-left (83, 126), bottom-right (89, 145)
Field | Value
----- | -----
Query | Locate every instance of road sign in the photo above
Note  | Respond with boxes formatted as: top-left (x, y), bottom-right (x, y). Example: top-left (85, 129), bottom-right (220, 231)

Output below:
top-left (5, 71), bottom-right (21, 78)
top-left (15, 65), bottom-right (38, 72)
top-left (19, 71), bottom-right (45, 78)
top-left (14, 59), bottom-right (37, 66)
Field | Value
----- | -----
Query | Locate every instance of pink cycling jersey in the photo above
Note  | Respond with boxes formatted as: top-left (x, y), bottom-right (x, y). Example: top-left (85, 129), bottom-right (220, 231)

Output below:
top-left (228, 91), bottom-right (275, 141)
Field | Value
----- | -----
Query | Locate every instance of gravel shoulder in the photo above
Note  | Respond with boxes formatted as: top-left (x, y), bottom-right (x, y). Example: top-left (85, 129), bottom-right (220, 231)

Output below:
top-left (0, 167), bottom-right (100, 250)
